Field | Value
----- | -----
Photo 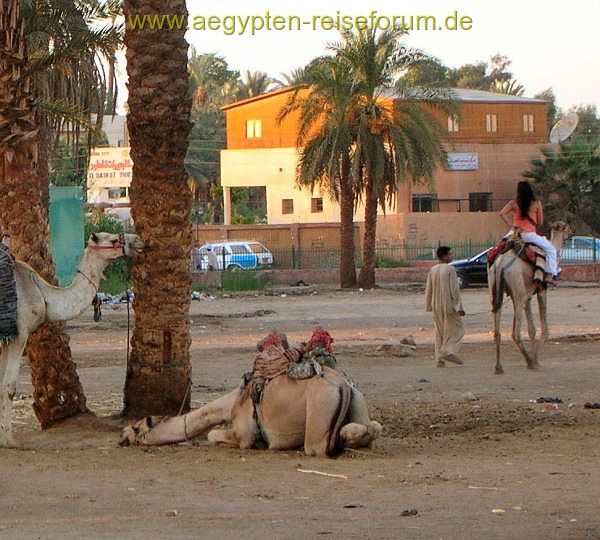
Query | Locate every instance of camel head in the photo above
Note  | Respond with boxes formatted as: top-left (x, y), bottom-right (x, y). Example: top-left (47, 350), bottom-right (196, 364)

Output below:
top-left (87, 232), bottom-right (144, 261)
top-left (549, 221), bottom-right (572, 249)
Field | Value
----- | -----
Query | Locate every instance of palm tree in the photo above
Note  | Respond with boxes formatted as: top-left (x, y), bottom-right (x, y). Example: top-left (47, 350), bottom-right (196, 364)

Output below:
top-left (331, 29), bottom-right (453, 288)
top-left (122, 0), bottom-right (193, 417)
top-left (237, 70), bottom-right (277, 99)
top-left (525, 139), bottom-right (600, 234)
top-left (0, 0), bottom-right (121, 427)
top-left (278, 56), bottom-right (358, 287)
top-left (489, 79), bottom-right (525, 96)
top-left (280, 31), bottom-right (453, 288)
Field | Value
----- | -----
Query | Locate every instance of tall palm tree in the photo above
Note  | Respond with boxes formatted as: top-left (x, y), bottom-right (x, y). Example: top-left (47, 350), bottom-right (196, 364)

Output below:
top-left (0, 0), bottom-right (121, 427)
top-left (123, 0), bottom-right (193, 417)
top-left (278, 57), bottom-right (358, 287)
top-left (331, 29), bottom-right (453, 288)
top-left (283, 30), bottom-right (453, 289)
top-left (24, 0), bottom-right (121, 427)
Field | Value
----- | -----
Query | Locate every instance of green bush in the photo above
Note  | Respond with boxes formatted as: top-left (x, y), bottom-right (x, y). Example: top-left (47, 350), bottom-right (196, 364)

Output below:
top-left (375, 254), bottom-right (411, 268)
top-left (222, 270), bottom-right (267, 291)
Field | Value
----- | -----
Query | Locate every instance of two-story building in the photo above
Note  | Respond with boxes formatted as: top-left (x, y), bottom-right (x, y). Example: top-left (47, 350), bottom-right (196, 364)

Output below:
top-left (221, 87), bottom-right (548, 244)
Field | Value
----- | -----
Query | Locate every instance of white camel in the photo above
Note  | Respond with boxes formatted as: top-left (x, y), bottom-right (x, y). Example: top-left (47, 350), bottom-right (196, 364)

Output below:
top-left (120, 366), bottom-right (382, 457)
top-left (0, 232), bottom-right (143, 446)
top-left (488, 222), bottom-right (569, 374)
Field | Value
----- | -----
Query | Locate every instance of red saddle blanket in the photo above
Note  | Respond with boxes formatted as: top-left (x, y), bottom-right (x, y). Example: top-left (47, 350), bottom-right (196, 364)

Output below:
top-left (487, 238), bottom-right (538, 266)
top-left (488, 237), bottom-right (549, 288)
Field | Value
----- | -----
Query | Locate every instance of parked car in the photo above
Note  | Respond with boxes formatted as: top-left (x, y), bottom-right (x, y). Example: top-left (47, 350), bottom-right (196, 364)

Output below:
top-left (450, 249), bottom-right (490, 288)
top-left (192, 241), bottom-right (273, 271)
top-left (560, 236), bottom-right (600, 264)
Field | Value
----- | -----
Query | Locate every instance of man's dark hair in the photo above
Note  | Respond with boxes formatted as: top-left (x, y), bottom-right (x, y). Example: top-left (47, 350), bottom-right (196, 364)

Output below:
top-left (436, 246), bottom-right (452, 260)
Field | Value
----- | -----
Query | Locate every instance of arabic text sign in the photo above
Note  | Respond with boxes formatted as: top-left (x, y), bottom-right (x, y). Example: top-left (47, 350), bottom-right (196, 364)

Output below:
top-left (87, 147), bottom-right (133, 189)
top-left (446, 152), bottom-right (478, 171)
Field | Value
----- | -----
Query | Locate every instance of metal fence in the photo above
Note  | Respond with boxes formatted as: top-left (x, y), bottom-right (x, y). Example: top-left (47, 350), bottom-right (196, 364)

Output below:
top-left (191, 241), bottom-right (492, 272)
top-left (191, 236), bottom-right (600, 272)
top-left (265, 241), bottom-right (492, 270)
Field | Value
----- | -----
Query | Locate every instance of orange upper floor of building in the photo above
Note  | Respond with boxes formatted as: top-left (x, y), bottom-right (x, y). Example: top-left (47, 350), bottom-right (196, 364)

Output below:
top-left (222, 87), bottom-right (548, 150)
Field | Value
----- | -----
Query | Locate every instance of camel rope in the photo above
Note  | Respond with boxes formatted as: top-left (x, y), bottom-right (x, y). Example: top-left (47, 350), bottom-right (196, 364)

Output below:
top-left (77, 269), bottom-right (98, 294)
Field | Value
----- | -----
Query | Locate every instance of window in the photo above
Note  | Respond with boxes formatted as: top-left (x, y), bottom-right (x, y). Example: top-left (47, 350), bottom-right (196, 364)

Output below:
top-left (282, 199), bottom-right (294, 214)
top-left (412, 194), bottom-right (437, 212)
top-left (229, 244), bottom-right (251, 255)
top-left (311, 197), bottom-right (324, 213)
top-left (107, 187), bottom-right (127, 199)
top-left (447, 115), bottom-right (459, 132)
top-left (246, 119), bottom-right (262, 138)
top-left (248, 242), bottom-right (268, 254)
top-left (523, 114), bottom-right (534, 132)
top-left (486, 114), bottom-right (497, 132)
top-left (469, 192), bottom-right (492, 212)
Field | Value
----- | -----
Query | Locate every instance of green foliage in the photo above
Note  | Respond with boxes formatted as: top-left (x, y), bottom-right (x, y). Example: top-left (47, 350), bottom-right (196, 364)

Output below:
top-left (398, 53), bottom-right (517, 93)
top-left (524, 139), bottom-right (600, 234)
top-left (23, 0), bottom-right (122, 153)
top-left (375, 254), bottom-right (410, 268)
top-left (568, 104), bottom-right (600, 139)
top-left (50, 141), bottom-right (88, 186)
top-left (534, 88), bottom-right (560, 131)
top-left (192, 270), bottom-right (267, 292)
top-left (222, 270), bottom-right (267, 291)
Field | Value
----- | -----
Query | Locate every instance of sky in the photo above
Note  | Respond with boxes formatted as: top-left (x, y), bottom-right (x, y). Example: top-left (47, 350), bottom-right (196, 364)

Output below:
top-left (178, 0), bottom-right (599, 111)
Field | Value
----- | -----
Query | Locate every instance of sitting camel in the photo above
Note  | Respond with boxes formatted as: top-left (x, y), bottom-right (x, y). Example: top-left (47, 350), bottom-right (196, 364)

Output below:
top-left (0, 232), bottom-right (143, 446)
top-left (120, 333), bottom-right (382, 457)
top-left (488, 221), bottom-right (569, 374)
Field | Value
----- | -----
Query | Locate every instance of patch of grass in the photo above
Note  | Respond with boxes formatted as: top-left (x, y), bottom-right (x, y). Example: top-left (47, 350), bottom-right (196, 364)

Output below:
top-left (375, 254), bottom-right (411, 268)
top-left (192, 282), bottom-right (208, 293)
top-left (222, 270), bottom-right (267, 291)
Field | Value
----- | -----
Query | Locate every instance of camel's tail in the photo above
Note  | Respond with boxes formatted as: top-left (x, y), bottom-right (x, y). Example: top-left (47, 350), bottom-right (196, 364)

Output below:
top-left (325, 376), bottom-right (353, 457)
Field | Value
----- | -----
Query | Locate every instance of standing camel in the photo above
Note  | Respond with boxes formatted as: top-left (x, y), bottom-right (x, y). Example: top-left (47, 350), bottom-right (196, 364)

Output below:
top-left (488, 222), bottom-right (569, 374)
top-left (0, 232), bottom-right (143, 446)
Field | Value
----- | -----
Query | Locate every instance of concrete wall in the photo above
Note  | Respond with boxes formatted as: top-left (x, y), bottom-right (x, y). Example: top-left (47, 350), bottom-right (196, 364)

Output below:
top-left (400, 142), bottom-right (549, 212)
top-left (377, 212), bottom-right (506, 246)
top-left (221, 147), bottom-right (382, 224)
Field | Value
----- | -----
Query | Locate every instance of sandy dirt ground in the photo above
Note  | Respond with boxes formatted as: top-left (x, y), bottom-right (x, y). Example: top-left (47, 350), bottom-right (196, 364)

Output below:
top-left (2, 284), bottom-right (600, 539)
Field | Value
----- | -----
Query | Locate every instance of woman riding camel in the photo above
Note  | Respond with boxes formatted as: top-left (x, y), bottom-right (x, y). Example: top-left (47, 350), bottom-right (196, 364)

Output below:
top-left (499, 181), bottom-right (559, 282)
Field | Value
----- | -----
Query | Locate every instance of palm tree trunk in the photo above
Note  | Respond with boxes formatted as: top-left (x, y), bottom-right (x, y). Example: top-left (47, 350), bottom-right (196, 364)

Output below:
top-left (358, 176), bottom-right (378, 289)
top-left (0, 0), bottom-right (88, 428)
top-left (339, 174), bottom-right (357, 288)
top-left (122, 0), bottom-right (194, 417)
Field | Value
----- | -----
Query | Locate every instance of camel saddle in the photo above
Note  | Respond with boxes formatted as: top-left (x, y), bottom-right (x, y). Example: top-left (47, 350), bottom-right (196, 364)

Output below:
top-left (0, 244), bottom-right (18, 343)
top-left (246, 329), bottom-right (339, 404)
top-left (487, 233), bottom-right (548, 287)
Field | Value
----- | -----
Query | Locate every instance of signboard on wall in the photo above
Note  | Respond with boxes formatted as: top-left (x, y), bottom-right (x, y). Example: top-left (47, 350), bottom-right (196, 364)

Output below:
top-left (446, 152), bottom-right (479, 171)
top-left (87, 146), bottom-right (133, 198)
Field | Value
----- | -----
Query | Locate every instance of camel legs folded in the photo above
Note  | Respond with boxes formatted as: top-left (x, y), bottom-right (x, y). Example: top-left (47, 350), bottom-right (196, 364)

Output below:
top-left (0, 336), bottom-right (27, 447)
top-left (340, 421), bottom-right (383, 449)
top-left (119, 388), bottom-right (241, 446)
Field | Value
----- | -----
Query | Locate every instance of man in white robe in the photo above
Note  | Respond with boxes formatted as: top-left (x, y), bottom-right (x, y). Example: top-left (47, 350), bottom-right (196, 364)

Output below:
top-left (425, 246), bottom-right (465, 367)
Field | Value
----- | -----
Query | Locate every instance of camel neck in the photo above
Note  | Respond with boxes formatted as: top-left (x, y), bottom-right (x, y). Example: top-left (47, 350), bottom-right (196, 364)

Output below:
top-left (550, 231), bottom-right (564, 252)
top-left (34, 248), bottom-right (110, 322)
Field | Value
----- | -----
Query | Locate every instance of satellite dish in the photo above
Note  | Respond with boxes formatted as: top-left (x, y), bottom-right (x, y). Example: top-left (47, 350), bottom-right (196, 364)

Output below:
top-left (549, 113), bottom-right (579, 143)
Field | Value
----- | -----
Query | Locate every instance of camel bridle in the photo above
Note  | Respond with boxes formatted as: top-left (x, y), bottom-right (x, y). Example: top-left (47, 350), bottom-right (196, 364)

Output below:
top-left (87, 233), bottom-right (127, 255)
